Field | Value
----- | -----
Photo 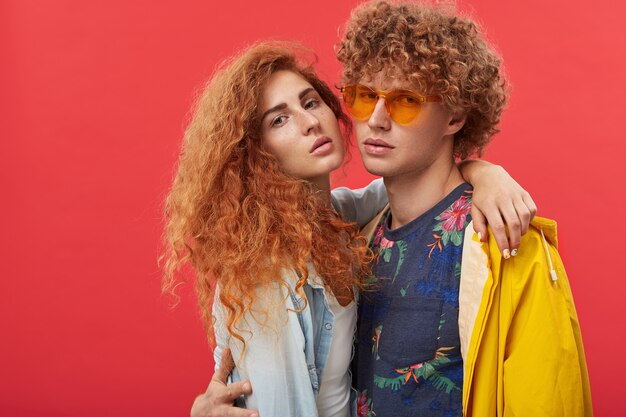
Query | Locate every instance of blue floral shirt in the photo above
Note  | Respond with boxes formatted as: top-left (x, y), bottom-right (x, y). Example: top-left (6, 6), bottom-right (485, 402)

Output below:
top-left (354, 183), bottom-right (473, 417)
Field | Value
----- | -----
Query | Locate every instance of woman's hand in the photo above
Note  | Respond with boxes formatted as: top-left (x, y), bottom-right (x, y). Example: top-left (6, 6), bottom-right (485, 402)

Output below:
top-left (459, 160), bottom-right (537, 258)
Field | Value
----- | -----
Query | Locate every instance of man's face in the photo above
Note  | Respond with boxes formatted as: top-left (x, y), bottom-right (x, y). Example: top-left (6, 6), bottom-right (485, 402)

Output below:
top-left (353, 71), bottom-right (464, 180)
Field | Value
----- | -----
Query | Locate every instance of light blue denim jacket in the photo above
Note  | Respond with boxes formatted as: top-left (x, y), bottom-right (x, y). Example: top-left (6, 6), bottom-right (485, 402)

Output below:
top-left (212, 179), bottom-right (387, 417)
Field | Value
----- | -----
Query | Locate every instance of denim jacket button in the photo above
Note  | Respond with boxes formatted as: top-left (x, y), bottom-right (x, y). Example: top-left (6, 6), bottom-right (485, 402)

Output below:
top-left (325, 323), bottom-right (332, 330)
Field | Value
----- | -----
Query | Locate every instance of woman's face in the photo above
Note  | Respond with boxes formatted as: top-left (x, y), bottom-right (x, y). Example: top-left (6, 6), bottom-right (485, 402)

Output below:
top-left (258, 70), bottom-right (344, 187)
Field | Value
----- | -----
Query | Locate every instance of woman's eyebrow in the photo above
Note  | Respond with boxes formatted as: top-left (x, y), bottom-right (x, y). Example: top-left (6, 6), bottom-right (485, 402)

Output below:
top-left (298, 87), bottom-right (315, 99)
top-left (261, 88), bottom-right (317, 121)
top-left (261, 103), bottom-right (287, 122)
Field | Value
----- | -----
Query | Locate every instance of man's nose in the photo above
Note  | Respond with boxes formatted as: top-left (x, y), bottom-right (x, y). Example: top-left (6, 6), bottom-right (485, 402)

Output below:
top-left (367, 98), bottom-right (391, 130)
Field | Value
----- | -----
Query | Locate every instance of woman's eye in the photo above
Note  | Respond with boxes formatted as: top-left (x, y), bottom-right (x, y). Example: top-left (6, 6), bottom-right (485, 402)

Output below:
top-left (271, 115), bottom-right (288, 127)
top-left (304, 98), bottom-right (319, 110)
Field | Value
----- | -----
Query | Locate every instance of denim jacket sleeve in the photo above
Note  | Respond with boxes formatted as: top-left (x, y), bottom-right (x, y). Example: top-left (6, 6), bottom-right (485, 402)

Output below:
top-left (212, 287), bottom-right (245, 404)
top-left (212, 279), bottom-right (320, 417)
top-left (331, 178), bottom-right (388, 228)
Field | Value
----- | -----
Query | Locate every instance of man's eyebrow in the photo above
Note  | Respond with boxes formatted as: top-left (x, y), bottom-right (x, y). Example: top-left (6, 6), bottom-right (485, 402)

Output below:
top-left (260, 88), bottom-right (317, 122)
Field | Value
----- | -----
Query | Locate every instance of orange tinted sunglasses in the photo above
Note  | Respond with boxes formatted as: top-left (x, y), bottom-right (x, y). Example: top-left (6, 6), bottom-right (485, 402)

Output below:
top-left (341, 84), bottom-right (441, 125)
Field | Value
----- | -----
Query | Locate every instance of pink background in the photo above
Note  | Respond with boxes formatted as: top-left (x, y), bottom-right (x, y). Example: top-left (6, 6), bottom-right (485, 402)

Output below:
top-left (2, 0), bottom-right (624, 416)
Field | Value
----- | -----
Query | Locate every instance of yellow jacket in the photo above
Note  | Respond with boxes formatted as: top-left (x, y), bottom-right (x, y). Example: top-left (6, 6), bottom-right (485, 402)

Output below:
top-left (459, 217), bottom-right (593, 416)
top-left (362, 211), bottom-right (593, 416)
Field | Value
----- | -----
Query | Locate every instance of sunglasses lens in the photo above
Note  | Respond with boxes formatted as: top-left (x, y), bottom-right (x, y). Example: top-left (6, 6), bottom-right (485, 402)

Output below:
top-left (388, 92), bottom-right (422, 124)
top-left (341, 85), bottom-right (426, 124)
top-left (342, 85), bottom-right (376, 120)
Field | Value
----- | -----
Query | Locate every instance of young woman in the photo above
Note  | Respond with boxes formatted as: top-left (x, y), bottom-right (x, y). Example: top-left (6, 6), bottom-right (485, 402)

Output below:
top-left (163, 42), bottom-right (536, 417)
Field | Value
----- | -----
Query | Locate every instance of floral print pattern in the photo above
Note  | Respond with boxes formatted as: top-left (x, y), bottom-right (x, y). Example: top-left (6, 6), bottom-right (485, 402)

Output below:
top-left (357, 390), bottom-right (375, 417)
top-left (355, 184), bottom-right (473, 417)
top-left (429, 194), bottom-right (472, 255)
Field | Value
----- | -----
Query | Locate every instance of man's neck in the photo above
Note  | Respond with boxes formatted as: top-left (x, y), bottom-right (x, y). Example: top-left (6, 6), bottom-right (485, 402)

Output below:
top-left (384, 157), bottom-right (464, 230)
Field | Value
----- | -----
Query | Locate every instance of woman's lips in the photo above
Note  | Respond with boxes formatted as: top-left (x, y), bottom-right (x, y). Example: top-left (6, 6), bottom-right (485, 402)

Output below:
top-left (310, 136), bottom-right (333, 155)
top-left (363, 138), bottom-right (394, 155)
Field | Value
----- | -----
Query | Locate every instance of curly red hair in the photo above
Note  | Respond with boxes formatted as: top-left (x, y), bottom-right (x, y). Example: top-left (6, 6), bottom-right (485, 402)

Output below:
top-left (337, 0), bottom-right (508, 158)
top-left (162, 42), bottom-right (370, 349)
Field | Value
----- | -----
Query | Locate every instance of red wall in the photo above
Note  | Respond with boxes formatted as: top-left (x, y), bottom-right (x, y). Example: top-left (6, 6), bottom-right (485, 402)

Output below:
top-left (2, 1), bottom-right (624, 416)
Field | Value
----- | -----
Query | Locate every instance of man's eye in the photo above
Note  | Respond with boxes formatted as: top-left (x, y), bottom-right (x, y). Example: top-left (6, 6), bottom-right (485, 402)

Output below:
top-left (359, 92), bottom-right (378, 102)
top-left (396, 95), bottom-right (419, 106)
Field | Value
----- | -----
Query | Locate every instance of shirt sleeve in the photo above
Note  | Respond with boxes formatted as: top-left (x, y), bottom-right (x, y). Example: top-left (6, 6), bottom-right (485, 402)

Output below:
top-left (213, 281), bottom-right (319, 417)
top-left (212, 287), bottom-right (227, 370)
top-left (212, 286), bottom-right (244, 392)
top-left (331, 178), bottom-right (388, 228)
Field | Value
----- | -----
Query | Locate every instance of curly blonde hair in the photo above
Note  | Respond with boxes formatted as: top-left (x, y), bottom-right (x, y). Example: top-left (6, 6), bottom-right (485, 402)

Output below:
top-left (336, 0), bottom-right (508, 158)
top-left (162, 41), bottom-right (370, 350)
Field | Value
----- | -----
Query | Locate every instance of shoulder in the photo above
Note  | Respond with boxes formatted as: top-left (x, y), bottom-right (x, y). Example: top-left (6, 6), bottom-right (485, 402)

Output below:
top-left (331, 178), bottom-right (387, 226)
top-left (462, 216), bottom-right (566, 291)
top-left (464, 216), bottom-right (559, 262)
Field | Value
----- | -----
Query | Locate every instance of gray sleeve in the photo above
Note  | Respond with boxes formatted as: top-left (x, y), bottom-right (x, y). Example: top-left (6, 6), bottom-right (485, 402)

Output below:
top-left (331, 178), bottom-right (388, 228)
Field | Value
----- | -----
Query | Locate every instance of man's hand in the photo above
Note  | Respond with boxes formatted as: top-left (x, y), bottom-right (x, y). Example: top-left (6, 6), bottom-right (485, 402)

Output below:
top-left (459, 160), bottom-right (537, 257)
top-left (190, 348), bottom-right (257, 417)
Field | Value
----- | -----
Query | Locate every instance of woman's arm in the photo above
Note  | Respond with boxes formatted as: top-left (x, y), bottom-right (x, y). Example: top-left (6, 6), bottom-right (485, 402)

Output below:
top-left (332, 161), bottom-right (537, 257)
top-left (459, 160), bottom-right (537, 257)
top-left (190, 286), bottom-right (256, 417)
top-left (331, 178), bottom-right (388, 228)
top-left (203, 281), bottom-right (319, 417)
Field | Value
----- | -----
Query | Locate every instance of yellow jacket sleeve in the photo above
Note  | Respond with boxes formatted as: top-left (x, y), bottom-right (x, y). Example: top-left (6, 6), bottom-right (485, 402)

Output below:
top-left (461, 217), bottom-right (593, 416)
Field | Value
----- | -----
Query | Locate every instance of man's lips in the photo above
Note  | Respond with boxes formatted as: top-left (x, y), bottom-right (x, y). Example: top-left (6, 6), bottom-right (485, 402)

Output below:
top-left (310, 136), bottom-right (332, 153)
top-left (363, 138), bottom-right (394, 155)
top-left (364, 138), bottom-right (393, 147)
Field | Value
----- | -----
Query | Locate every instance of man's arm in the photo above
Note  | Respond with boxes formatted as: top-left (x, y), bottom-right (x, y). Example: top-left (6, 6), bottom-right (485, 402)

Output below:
top-left (190, 348), bottom-right (256, 417)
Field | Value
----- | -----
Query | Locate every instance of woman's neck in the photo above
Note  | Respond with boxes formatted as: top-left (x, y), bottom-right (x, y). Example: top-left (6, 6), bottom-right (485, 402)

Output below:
top-left (309, 174), bottom-right (332, 204)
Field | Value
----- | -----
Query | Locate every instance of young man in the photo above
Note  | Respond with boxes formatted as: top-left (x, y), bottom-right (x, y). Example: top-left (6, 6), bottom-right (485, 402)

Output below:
top-left (336, 1), bottom-right (591, 416)
top-left (192, 1), bottom-right (591, 416)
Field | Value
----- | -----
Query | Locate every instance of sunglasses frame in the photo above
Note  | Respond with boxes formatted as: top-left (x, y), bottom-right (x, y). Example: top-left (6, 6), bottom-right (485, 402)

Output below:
top-left (340, 84), bottom-right (442, 124)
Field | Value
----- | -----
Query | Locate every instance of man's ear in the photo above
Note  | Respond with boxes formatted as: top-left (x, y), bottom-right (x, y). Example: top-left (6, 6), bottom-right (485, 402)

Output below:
top-left (446, 112), bottom-right (467, 136)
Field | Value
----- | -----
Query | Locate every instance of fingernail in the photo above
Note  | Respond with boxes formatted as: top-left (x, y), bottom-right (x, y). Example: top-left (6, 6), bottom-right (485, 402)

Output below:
top-left (511, 248), bottom-right (518, 257)
top-left (250, 414), bottom-right (259, 417)
top-left (503, 249), bottom-right (510, 259)
top-left (477, 232), bottom-right (482, 241)
top-left (243, 382), bottom-right (251, 391)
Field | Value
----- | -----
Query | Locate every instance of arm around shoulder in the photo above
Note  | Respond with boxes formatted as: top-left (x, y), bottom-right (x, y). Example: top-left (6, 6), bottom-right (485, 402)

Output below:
top-left (331, 178), bottom-right (387, 228)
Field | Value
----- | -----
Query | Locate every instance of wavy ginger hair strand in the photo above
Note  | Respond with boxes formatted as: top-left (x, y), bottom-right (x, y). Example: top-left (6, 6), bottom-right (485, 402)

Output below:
top-left (162, 42), bottom-right (370, 349)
